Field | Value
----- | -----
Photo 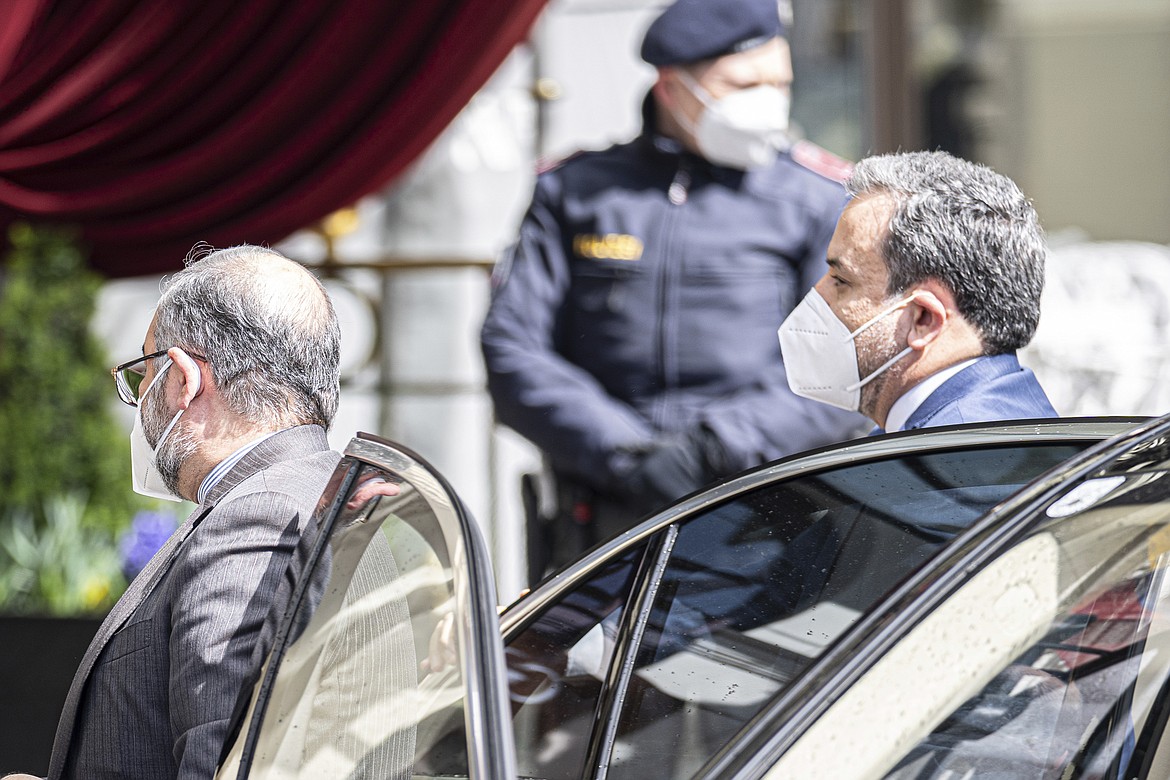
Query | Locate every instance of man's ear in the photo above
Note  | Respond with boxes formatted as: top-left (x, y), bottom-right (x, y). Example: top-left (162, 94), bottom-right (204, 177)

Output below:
top-left (652, 67), bottom-right (680, 109)
top-left (905, 287), bottom-right (949, 351)
top-left (168, 347), bottom-right (203, 410)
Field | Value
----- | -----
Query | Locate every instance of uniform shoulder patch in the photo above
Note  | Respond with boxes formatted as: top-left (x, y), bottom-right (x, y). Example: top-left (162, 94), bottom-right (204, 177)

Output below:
top-left (791, 140), bottom-right (854, 184)
top-left (536, 150), bottom-right (586, 175)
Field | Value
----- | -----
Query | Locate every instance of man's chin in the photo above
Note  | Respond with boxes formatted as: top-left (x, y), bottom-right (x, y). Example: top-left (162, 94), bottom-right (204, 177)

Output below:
top-left (156, 432), bottom-right (198, 499)
top-left (857, 372), bottom-right (889, 414)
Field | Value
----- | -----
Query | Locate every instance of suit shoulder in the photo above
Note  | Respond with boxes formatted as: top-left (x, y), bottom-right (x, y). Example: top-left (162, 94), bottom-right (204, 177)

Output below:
top-left (220, 450), bottom-right (341, 508)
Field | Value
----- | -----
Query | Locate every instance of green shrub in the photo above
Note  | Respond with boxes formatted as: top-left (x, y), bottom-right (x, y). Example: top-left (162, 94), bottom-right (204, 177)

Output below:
top-left (0, 223), bottom-right (147, 614)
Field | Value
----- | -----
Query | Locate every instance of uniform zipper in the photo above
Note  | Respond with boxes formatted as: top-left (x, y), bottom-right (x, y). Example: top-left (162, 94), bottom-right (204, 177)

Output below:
top-left (668, 165), bottom-right (690, 205)
top-left (654, 159), bottom-right (691, 427)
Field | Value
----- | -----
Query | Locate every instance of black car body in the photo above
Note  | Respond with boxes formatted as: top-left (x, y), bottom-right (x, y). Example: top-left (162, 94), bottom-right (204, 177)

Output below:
top-left (215, 416), bottom-right (1170, 780)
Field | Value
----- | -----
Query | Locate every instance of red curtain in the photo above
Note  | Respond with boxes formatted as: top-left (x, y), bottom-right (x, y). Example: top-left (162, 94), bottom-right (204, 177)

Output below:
top-left (0, 0), bottom-right (546, 277)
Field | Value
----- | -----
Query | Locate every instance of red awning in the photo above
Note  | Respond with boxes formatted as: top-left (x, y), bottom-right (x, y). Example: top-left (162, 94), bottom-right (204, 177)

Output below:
top-left (0, 0), bottom-right (546, 276)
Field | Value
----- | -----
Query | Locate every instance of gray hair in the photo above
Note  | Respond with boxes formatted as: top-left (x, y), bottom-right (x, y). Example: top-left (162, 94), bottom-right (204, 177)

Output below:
top-left (846, 151), bottom-right (1046, 354)
top-left (152, 244), bottom-right (341, 429)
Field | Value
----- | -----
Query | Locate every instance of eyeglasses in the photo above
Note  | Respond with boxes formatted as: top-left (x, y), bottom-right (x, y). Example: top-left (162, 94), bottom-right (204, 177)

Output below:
top-left (110, 349), bottom-right (208, 407)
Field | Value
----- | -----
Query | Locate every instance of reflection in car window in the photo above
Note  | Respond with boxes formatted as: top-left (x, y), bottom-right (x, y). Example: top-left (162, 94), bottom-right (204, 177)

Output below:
top-left (220, 461), bottom-right (475, 780)
top-left (604, 444), bottom-right (1083, 780)
top-left (884, 476), bottom-right (1170, 780)
top-left (1101, 431), bottom-right (1170, 475)
top-left (506, 546), bottom-right (645, 780)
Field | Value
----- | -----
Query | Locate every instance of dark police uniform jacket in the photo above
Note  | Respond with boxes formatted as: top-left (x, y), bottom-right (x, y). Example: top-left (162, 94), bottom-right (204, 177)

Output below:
top-left (481, 109), bottom-right (866, 496)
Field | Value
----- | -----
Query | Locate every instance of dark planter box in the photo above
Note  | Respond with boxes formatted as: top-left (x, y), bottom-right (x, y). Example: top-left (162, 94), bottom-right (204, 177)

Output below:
top-left (0, 616), bottom-right (102, 776)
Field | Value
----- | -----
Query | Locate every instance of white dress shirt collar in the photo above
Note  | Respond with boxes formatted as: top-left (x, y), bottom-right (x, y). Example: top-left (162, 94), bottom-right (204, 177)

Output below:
top-left (196, 431), bottom-right (278, 505)
top-left (884, 357), bottom-right (981, 433)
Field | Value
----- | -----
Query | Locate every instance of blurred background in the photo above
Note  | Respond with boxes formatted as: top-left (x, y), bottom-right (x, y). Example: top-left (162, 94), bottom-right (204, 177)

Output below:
top-left (272, 0), bottom-right (1170, 601)
top-left (2, 0), bottom-right (1169, 770)
top-left (3, 0), bottom-right (1170, 620)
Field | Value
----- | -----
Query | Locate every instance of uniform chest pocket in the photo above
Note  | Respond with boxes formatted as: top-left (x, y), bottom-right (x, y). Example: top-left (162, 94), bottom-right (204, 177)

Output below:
top-left (103, 617), bottom-right (155, 663)
top-left (684, 245), bottom-right (795, 282)
top-left (570, 260), bottom-right (647, 314)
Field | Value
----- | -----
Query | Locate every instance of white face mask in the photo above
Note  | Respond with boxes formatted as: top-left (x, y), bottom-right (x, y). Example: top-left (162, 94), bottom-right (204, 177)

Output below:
top-left (130, 359), bottom-right (186, 502)
top-left (777, 289), bottom-right (914, 412)
top-left (675, 71), bottom-right (790, 170)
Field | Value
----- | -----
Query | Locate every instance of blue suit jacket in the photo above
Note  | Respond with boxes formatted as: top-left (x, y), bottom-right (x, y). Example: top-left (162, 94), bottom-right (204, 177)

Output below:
top-left (904, 353), bottom-right (1056, 430)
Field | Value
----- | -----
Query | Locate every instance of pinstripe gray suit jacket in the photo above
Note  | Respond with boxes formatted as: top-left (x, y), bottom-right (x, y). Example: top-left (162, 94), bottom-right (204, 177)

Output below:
top-left (47, 425), bottom-right (341, 780)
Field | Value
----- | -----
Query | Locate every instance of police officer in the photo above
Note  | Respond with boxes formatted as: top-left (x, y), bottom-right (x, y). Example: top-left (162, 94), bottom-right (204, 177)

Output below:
top-left (482, 0), bottom-right (867, 579)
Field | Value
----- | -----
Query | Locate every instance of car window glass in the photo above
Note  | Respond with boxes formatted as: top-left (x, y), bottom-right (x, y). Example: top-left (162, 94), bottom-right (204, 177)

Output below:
top-left (505, 545), bottom-right (645, 780)
top-left (878, 476), bottom-right (1170, 779)
top-left (218, 455), bottom-right (503, 780)
top-left (603, 444), bottom-right (1084, 780)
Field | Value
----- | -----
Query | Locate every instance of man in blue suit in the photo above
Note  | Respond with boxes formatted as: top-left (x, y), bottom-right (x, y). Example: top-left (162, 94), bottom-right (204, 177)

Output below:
top-left (778, 150), bottom-right (1056, 432)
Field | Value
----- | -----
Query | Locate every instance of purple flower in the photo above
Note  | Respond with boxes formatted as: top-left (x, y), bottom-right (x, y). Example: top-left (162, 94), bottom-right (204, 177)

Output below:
top-left (119, 510), bottom-right (179, 581)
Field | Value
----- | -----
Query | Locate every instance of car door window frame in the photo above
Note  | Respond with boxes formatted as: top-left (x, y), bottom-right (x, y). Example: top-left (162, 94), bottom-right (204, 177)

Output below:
top-left (596, 444), bottom-right (1090, 779)
top-left (586, 525), bottom-right (681, 778)
top-left (496, 421), bottom-right (1143, 780)
top-left (222, 433), bottom-right (518, 780)
top-left (600, 442), bottom-right (1099, 780)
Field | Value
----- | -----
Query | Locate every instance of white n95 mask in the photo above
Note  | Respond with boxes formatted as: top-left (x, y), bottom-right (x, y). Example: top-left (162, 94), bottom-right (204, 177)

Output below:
top-left (675, 71), bottom-right (789, 170)
top-left (130, 358), bottom-right (187, 502)
top-left (777, 289), bottom-right (913, 411)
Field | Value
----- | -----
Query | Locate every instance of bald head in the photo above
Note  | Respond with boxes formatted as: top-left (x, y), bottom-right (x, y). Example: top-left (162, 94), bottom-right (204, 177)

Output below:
top-left (153, 245), bottom-right (341, 429)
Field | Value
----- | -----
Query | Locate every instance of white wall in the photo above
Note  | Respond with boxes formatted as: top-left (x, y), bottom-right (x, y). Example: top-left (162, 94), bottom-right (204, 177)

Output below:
top-left (991, 0), bottom-right (1170, 243)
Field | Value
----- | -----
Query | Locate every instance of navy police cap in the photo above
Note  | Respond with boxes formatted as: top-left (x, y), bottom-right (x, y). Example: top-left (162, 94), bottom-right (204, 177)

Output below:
top-left (640, 0), bottom-right (786, 67)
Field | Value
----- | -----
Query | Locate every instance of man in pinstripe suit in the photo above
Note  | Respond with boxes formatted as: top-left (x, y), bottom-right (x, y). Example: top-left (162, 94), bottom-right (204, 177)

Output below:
top-left (8, 245), bottom-right (344, 780)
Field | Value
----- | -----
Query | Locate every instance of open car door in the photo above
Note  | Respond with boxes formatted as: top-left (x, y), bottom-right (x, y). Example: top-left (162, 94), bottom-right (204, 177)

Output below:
top-left (215, 433), bottom-right (517, 780)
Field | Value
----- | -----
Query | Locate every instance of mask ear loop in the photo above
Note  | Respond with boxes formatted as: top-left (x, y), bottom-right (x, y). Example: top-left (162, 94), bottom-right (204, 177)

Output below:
top-left (673, 69), bottom-right (715, 109)
top-left (664, 69), bottom-right (711, 140)
top-left (141, 359), bottom-right (187, 446)
top-left (846, 346), bottom-right (913, 392)
top-left (154, 405), bottom-right (186, 448)
top-left (845, 294), bottom-right (916, 341)
top-left (140, 358), bottom-right (173, 404)
top-left (843, 294), bottom-right (918, 392)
